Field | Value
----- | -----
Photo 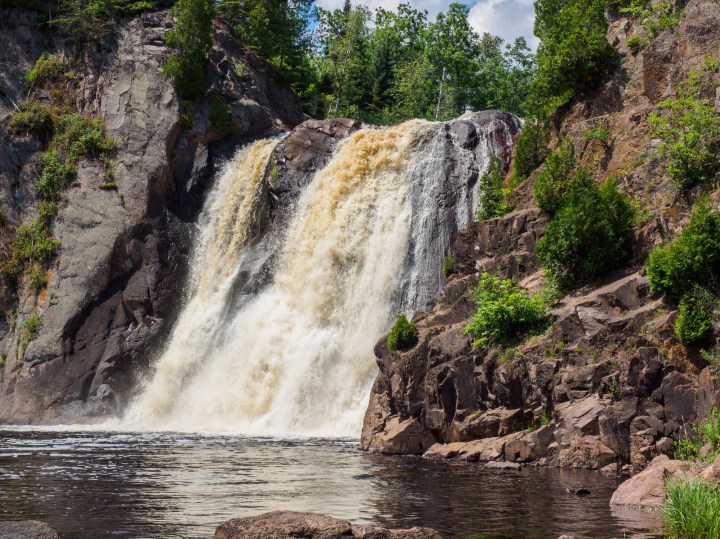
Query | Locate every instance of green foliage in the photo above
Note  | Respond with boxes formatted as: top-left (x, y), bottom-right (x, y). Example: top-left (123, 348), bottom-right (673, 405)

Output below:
top-left (19, 314), bottom-right (42, 352)
top-left (27, 54), bottom-right (65, 85)
top-left (7, 101), bottom-right (54, 139)
top-left (52, 0), bottom-right (171, 41)
top-left (701, 346), bottom-right (720, 371)
top-left (582, 126), bottom-right (612, 147)
top-left (675, 287), bottom-right (715, 345)
top-left (626, 35), bottom-right (644, 50)
top-left (537, 173), bottom-right (634, 289)
top-left (3, 103), bottom-right (114, 291)
top-left (646, 202), bottom-right (720, 303)
top-left (476, 156), bottom-right (511, 220)
top-left (442, 254), bottom-right (455, 277)
top-left (164, 0), bottom-right (215, 99)
top-left (607, 375), bottom-right (622, 400)
top-left (465, 272), bottom-right (549, 348)
top-left (647, 58), bottom-right (720, 191)
top-left (619, 0), bottom-right (684, 39)
top-left (529, 0), bottom-right (619, 118)
top-left (533, 139), bottom-right (575, 214)
top-left (674, 409), bottom-right (720, 463)
top-left (387, 314), bottom-right (418, 351)
top-left (663, 478), bottom-right (720, 539)
top-left (513, 119), bottom-right (551, 180)
top-left (209, 97), bottom-right (233, 135)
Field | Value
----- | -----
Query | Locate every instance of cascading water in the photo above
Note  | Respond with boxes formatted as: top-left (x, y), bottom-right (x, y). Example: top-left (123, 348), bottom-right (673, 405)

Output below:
top-left (123, 113), bottom-right (519, 436)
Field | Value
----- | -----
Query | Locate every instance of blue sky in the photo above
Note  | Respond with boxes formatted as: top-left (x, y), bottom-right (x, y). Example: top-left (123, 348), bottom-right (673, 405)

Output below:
top-left (316, 0), bottom-right (538, 49)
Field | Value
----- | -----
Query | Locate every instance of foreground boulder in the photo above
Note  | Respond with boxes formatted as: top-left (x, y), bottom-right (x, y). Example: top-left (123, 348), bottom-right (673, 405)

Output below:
top-left (0, 521), bottom-right (58, 539)
top-left (214, 511), bottom-right (442, 539)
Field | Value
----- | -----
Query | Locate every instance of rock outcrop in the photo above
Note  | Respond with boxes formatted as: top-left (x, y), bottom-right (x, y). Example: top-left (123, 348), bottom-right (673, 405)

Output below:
top-left (361, 0), bottom-right (720, 473)
top-left (214, 511), bottom-right (441, 539)
top-left (0, 10), bottom-right (303, 422)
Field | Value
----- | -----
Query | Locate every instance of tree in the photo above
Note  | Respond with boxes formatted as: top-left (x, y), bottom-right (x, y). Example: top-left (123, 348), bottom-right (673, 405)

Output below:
top-left (164, 0), bottom-right (215, 99)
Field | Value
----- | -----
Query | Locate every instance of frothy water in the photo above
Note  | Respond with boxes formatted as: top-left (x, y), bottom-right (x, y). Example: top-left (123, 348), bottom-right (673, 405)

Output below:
top-left (0, 428), bottom-right (663, 539)
top-left (123, 122), bottom-right (437, 435)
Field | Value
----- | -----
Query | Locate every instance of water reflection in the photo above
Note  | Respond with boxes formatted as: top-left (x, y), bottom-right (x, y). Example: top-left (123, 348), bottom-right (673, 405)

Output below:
top-left (0, 429), bottom-right (662, 538)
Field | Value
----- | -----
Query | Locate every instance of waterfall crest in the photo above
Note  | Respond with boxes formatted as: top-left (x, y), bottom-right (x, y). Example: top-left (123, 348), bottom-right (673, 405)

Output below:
top-left (122, 113), bottom-right (518, 436)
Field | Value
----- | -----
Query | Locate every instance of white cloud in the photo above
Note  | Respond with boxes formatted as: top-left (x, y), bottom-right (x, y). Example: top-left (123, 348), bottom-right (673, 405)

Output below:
top-left (314, 0), bottom-right (537, 49)
top-left (468, 0), bottom-right (537, 49)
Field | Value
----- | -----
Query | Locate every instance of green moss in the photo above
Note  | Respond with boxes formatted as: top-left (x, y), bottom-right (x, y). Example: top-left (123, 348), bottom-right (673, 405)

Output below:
top-left (387, 314), bottom-right (418, 351)
top-left (465, 272), bottom-right (550, 348)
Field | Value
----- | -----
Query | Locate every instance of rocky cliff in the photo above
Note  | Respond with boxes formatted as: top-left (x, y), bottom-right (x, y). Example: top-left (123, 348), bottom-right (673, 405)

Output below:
top-left (361, 0), bottom-right (720, 473)
top-left (0, 8), bottom-right (303, 422)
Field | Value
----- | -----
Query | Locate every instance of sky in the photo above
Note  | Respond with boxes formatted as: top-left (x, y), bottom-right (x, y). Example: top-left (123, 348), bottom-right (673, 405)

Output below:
top-left (315, 0), bottom-right (538, 49)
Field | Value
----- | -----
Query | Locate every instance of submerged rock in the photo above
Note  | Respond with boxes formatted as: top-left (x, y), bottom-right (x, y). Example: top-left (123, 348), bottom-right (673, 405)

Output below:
top-left (0, 521), bottom-right (59, 539)
top-left (214, 511), bottom-right (442, 539)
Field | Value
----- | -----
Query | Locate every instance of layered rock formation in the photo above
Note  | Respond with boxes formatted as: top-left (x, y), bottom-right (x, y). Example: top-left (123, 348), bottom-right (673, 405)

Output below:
top-left (361, 0), bottom-right (720, 473)
top-left (214, 511), bottom-right (441, 539)
top-left (0, 10), bottom-right (303, 422)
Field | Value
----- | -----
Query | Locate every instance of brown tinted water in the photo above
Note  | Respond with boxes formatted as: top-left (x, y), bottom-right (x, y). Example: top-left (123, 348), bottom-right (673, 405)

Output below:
top-left (0, 428), bottom-right (662, 538)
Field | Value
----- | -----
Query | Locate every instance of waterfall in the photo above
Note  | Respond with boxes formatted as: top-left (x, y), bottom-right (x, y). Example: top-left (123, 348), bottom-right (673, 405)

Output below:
top-left (123, 114), bottom-right (517, 436)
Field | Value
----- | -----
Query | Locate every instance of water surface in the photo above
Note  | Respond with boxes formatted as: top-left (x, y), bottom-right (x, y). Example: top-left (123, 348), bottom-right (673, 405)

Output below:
top-left (0, 429), bottom-right (662, 538)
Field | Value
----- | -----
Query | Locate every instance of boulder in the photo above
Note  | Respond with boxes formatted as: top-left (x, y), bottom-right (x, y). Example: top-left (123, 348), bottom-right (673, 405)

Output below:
top-left (610, 456), bottom-right (700, 509)
top-left (0, 521), bottom-right (59, 539)
top-left (213, 511), bottom-right (442, 539)
top-left (558, 436), bottom-right (616, 469)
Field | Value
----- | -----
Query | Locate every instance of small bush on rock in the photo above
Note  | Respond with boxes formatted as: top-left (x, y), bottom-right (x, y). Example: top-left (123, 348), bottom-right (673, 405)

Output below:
top-left (465, 272), bottom-right (549, 348)
top-left (442, 254), bottom-right (455, 277)
top-left (662, 479), bottom-right (720, 539)
top-left (27, 53), bottom-right (65, 85)
top-left (7, 101), bottom-right (54, 139)
top-left (387, 314), bottom-right (418, 351)
top-left (675, 287), bottom-right (715, 345)
top-left (209, 96), bottom-right (233, 135)
top-left (533, 138), bottom-right (576, 214)
top-left (537, 172), bottom-right (634, 289)
top-left (477, 156), bottom-right (511, 220)
top-left (674, 409), bottom-right (720, 462)
top-left (646, 202), bottom-right (720, 302)
top-left (513, 119), bottom-right (550, 180)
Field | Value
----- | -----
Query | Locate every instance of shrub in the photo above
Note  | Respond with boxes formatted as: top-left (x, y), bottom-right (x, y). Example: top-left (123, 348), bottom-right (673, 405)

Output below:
top-left (674, 409), bottom-right (720, 462)
top-left (387, 314), bottom-right (418, 351)
top-left (646, 202), bottom-right (720, 302)
top-left (164, 0), bottom-right (215, 99)
top-left (582, 126), bottom-right (612, 147)
top-left (620, 0), bottom-right (684, 39)
top-left (465, 272), bottom-right (550, 348)
top-left (648, 59), bottom-right (720, 191)
top-left (626, 35), bottom-right (643, 50)
top-left (7, 101), bottom-right (54, 138)
top-left (662, 479), bottom-right (720, 539)
top-left (513, 119), bottom-right (550, 180)
top-left (533, 138), bottom-right (576, 214)
top-left (476, 156), bottom-right (511, 220)
top-left (537, 173), bottom-right (634, 288)
top-left (529, 0), bottom-right (619, 117)
top-left (27, 53), bottom-right (65, 85)
top-left (209, 96), bottom-right (233, 135)
top-left (442, 254), bottom-right (455, 277)
top-left (19, 314), bottom-right (42, 352)
top-left (675, 287), bottom-right (715, 345)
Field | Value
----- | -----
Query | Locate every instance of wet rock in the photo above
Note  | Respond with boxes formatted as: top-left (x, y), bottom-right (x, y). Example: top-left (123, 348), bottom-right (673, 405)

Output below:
top-left (0, 521), bottom-right (59, 539)
top-left (485, 461), bottom-right (522, 471)
top-left (214, 511), bottom-right (442, 539)
top-left (565, 488), bottom-right (591, 496)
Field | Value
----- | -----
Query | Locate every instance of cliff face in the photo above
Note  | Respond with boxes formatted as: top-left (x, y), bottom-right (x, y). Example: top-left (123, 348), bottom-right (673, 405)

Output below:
top-left (361, 0), bottom-right (720, 472)
top-left (0, 9), bottom-right (303, 423)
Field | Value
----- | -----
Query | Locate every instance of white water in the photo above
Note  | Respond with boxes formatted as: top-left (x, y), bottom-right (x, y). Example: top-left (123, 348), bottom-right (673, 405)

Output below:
top-left (124, 121), bottom-right (436, 436)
